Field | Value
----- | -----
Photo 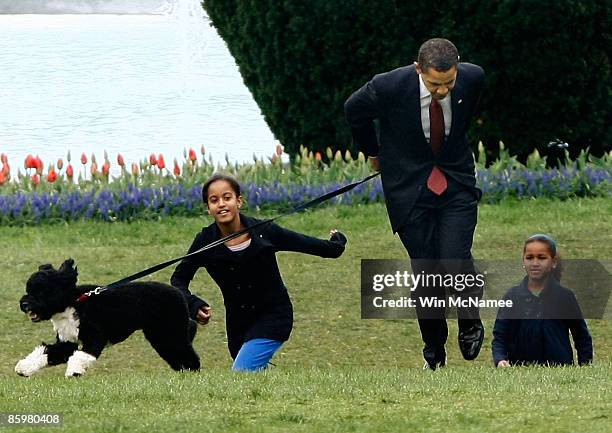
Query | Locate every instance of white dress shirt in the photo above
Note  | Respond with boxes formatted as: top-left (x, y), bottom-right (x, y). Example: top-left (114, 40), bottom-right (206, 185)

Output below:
top-left (419, 75), bottom-right (452, 141)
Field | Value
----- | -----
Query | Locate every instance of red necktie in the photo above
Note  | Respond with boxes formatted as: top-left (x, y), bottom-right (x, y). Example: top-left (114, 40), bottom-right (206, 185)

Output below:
top-left (427, 98), bottom-right (448, 195)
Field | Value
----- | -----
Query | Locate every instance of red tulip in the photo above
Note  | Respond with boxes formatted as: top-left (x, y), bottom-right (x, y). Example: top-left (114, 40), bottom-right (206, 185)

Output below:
top-left (117, 153), bottom-right (125, 167)
top-left (315, 152), bottom-right (322, 161)
top-left (90, 162), bottom-right (98, 176)
top-left (275, 144), bottom-right (283, 156)
top-left (2, 162), bottom-right (10, 175)
top-left (81, 153), bottom-right (87, 165)
top-left (46, 169), bottom-right (57, 183)
top-left (0, 171), bottom-right (6, 185)
top-left (91, 153), bottom-right (97, 164)
top-left (188, 148), bottom-right (197, 162)
top-left (149, 153), bottom-right (158, 166)
top-left (131, 162), bottom-right (139, 176)
top-left (0, 153), bottom-right (7, 164)
top-left (25, 154), bottom-right (37, 169)
top-left (57, 158), bottom-right (63, 170)
top-left (34, 156), bottom-right (44, 174)
top-left (102, 161), bottom-right (110, 176)
top-left (157, 154), bottom-right (166, 170)
top-left (200, 145), bottom-right (206, 156)
top-left (66, 164), bottom-right (74, 178)
top-left (31, 174), bottom-right (40, 185)
top-left (173, 160), bottom-right (181, 176)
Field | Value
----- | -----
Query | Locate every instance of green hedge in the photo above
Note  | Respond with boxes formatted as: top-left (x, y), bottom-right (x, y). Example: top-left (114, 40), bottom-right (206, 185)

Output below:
top-left (203, 0), bottom-right (611, 160)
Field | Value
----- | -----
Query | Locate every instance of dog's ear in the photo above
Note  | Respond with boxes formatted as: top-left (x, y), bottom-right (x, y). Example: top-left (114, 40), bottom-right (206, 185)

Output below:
top-left (59, 259), bottom-right (78, 283)
top-left (38, 264), bottom-right (54, 271)
top-left (59, 259), bottom-right (75, 272)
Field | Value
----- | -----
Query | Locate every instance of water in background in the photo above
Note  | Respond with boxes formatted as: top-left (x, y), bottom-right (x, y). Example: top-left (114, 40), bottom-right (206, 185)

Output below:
top-left (0, 0), bottom-right (278, 175)
top-left (0, 0), bottom-right (173, 14)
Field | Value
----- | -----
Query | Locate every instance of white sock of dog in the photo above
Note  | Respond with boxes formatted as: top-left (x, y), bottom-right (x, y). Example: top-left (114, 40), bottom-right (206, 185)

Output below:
top-left (65, 351), bottom-right (96, 377)
top-left (15, 345), bottom-right (48, 377)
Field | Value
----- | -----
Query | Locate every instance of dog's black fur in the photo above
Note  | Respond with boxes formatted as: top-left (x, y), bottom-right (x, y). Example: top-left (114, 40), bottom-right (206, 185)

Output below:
top-left (17, 259), bottom-right (200, 376)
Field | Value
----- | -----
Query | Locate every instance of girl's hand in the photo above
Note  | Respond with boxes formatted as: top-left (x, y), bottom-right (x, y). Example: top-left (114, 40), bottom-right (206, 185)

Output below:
top-left (497, 360), bottom-right (510, 368)
top-left (196, 306), bottom-right (212, 325)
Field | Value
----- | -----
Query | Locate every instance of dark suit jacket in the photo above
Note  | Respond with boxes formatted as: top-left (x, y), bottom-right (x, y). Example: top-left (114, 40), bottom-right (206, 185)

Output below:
top-left (170, 214), bottom-right (346, 358)
top-left (345, 63), bottom-right (485, 232)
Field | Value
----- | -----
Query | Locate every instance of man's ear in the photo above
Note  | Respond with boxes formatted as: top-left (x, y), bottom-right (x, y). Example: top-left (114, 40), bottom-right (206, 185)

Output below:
top-left (415, 62), bottom-right (422, 75)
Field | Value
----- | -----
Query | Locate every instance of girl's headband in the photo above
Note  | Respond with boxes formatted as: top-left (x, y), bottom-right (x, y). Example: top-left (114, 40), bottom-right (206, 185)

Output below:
top-left (525, 233), bottom-right (557, 256)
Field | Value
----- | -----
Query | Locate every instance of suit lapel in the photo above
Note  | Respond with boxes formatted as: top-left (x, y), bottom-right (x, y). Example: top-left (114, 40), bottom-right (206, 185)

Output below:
top-left (402, 68), bottom-right (429, 150)
top-left (448, 72), bottom-right (466, 142)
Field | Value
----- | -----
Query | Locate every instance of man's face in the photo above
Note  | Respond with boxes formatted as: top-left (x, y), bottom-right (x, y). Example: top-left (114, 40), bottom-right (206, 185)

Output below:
top-left (416, 64), bottom-right (457, 100)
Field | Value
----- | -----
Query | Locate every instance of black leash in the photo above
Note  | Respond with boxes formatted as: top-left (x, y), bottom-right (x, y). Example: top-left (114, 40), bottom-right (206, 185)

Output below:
top-left (77, 172), bottom-right (380, 301)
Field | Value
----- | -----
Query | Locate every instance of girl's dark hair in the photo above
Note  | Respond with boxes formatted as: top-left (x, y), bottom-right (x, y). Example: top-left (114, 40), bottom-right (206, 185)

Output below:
top-left (201, 173), bottom-right (241, 204)
top-left (524, 233), bottom-right (563, 281)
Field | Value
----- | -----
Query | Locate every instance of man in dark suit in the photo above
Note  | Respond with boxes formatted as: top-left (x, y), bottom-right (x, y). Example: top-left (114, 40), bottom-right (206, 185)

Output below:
top-left (345, 38), bottom-right (485, 369)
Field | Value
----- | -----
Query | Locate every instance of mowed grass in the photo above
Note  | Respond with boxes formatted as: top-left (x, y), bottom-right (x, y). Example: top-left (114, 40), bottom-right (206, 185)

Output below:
top-left (1, 367), bottom-right (611, 433)
top-left (1, 198), bottom-right (611, 432)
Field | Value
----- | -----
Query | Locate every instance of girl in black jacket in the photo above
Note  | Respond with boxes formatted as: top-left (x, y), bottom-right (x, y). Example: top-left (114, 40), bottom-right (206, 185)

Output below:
top-left (171, 174), bottom-right (347, 371)
top-left (492, 234), bottom-right (593, 367)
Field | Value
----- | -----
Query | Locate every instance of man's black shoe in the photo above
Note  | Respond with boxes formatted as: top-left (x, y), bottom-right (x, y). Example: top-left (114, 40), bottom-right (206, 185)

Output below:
top-left (458, 321), bottom-right (484, 360)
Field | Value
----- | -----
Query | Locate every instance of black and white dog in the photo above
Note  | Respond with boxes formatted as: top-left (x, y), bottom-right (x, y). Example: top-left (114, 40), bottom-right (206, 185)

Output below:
top-left (16, 259), bottom-right (200, 377)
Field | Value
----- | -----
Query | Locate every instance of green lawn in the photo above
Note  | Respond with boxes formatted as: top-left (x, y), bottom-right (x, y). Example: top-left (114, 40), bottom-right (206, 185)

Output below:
top-left (1, 198), bottom-right (610, 432)
top-left (1, 367), bottom-right (610, 433)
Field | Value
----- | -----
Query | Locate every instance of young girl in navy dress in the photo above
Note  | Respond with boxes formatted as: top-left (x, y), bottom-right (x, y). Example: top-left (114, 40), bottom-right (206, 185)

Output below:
top-left (492, 234), bottom-right (593, 367)
top-left (171, 174), bottom-right (347, 371)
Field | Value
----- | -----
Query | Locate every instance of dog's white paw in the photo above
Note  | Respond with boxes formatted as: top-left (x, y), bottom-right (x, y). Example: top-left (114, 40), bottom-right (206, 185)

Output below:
top-left (65, 351), bottom-right (96, 377)
top-left (15, 346), bottom-right (48, 377)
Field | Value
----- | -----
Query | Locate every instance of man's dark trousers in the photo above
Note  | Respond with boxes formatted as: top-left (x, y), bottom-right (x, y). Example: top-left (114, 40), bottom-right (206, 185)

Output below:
top-left (398, 178), bottom-right (482, 366)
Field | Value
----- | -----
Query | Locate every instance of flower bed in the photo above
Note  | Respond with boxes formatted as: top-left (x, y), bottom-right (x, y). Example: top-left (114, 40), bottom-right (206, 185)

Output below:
top-left (0, 145), bottom-right (610, 224)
